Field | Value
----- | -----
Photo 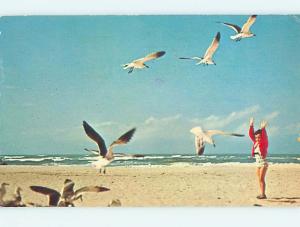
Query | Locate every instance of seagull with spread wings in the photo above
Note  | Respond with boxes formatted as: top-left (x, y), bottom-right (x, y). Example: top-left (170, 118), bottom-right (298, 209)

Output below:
top-left (219, 15), bottom-right (257, 41)
top-left (179, 32), bottom-right (221, 65)
top-left (122, 51), bottom-right (166, 73)
top-left (190, 126), bottom-right (245, 155)
top-left (83, 121), bottom-right (136, 174)
top-left (29, 179), bottom-right (110, 207)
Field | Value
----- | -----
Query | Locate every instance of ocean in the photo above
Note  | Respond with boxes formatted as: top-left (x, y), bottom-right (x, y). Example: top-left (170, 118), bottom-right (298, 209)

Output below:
top-left (1, 154), bottom-right (299, 166)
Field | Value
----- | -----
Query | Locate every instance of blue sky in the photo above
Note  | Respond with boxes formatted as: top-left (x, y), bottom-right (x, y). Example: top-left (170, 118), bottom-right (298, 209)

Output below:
top-left (0, 15), bottom-right (299, 155)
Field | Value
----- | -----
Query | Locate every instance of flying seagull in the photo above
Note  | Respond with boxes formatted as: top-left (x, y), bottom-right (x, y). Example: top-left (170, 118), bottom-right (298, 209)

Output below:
top-left (122, 51), bottom-right (166, 73)
top-left (179, 32), bottom-right (221, 65)
top-left (29, 179), bottom-right (110, 207)
top-left (190, 126), bottom-right (245, 155)
top-left (0, 186), bottom-right (25, 207)
top-left (219, 15), bottom-right (257, 41)
top-left (83, 121), bottom-right (136, 174)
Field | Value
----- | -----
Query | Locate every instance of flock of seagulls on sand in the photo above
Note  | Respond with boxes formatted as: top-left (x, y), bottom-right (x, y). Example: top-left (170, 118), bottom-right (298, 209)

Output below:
top-left (0, 179), bottom-right (110, 207)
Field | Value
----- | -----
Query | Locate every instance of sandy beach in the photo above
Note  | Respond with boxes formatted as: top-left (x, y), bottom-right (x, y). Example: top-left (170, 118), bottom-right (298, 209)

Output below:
top-left (0, 164), bottom-right (299, 207)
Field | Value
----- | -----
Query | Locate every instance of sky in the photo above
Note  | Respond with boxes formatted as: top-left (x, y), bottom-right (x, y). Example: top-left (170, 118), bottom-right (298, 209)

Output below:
top-left (0, 15), bottom-right (299, 155)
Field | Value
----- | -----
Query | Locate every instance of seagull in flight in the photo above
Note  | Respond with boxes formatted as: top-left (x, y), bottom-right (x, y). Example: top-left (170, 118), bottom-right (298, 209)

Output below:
top-left (29, 179), bottom-right (110, 207)
top-left (83, 121), bottom-right (136, 174)
top-left (122, 51), bottom-right (166, 73)
top-left (179, 32), bottom-right (221, 65)
top-left (219, 15), bottom-right (257, 41)
top-left (190, 126), bottom-right (245, 155)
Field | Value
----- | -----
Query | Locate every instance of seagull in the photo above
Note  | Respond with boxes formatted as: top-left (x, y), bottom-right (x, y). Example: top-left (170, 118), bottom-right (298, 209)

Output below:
top-left (179, 32), bottom-right (220, 65)
top-left (190, 126), bottom-right (245, 155)
top-left (83, 121), bottom-right (136, 174)
top-left (0, 186), bottom-right (25, 207)
top-left (108, 199), bottom-right (122, 207)
top-left (122, 51), bottom-right (166, 73)
top-left (219, 15), bottom-right (257, 41)
top-left (29, 179), bottom-right (110, 207)
top-left (0, 183), bottom-right (9, 204)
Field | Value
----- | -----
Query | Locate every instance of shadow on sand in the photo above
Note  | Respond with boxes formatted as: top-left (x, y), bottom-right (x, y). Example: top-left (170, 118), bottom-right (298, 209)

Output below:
top-left (266, 196), bottom-right (300, 204)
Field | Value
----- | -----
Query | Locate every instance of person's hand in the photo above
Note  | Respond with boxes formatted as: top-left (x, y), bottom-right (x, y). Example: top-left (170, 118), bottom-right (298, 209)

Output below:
top-left (249, 117), bottom-right (254, 127)
top-left (260, 120), bottom-right (268, 129)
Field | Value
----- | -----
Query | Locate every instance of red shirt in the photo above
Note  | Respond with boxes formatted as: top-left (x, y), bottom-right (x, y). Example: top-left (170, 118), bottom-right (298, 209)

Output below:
top-left (248, 126), bottom-right (268, 159)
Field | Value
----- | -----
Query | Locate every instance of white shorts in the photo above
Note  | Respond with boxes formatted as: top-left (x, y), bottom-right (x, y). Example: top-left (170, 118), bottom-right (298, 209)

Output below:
top-left (255, 154), bottom-right (268, 168)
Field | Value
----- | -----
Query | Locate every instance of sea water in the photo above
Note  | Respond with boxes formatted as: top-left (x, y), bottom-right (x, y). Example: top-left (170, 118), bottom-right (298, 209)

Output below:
top-left (1, 153), bottom-right (299, 166)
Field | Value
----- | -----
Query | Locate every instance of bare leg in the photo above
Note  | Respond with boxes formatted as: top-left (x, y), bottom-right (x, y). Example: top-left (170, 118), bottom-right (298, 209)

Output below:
top-left (256, 167), bottom-right (261, 194)
top-left (103, 168), bottom-right (106, 174)
top-left (259, 165), bottom-right (268, 197)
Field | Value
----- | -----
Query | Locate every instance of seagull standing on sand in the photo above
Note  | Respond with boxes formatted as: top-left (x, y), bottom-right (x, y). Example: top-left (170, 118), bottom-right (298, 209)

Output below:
top-left (190, 126), bottom-right (245, 155)
top-left (29, 179), bottom-right (110, 207)
top-left (0, 186), bottom-right (25, 207)
top-left (83, 121), bottom-right (136, 174)
top-left (0, 183), bottom-right (9, 204)
top-left (122, 51), bottom-right (166, 73)
top-left (179, 32), bottom-right (220, 65)
top-left (219, 15), bottom-right (257, 41)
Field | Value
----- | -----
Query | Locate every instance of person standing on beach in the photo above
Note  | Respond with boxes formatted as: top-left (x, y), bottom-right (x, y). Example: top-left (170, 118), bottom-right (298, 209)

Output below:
top-left (248, 117), bottom-right (269, 199)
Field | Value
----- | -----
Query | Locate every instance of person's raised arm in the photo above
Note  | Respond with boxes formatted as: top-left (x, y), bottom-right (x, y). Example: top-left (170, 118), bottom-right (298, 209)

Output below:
top-left (260, 120), bottom-right (268, 148)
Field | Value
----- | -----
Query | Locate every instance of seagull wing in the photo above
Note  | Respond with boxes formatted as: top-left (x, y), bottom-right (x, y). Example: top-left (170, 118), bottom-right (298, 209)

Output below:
top-left (241, 15), bottom-right (257, 33)
top-left (195, 135), bottom-right (206, 155)
top-left (74, 186), bottom-right (110, 197)
top-left (204, 32), bottom-right (221, 59)
top-left (220, 22), bottom-right (241, 34)
top-left (83, 121), bottom-right (108, 158)
top-left (106, 128), bottom-right (136, 159)
top-left (242, 15), bottom-right (257, 33)
top-left (179, 57), bottom-right (203, 61)
top-left (30, 186), bottom-right (61, 206)
top-left (109, 128), bottom-right (136, 147)
top-left (140, 51), bottom-right (166, 63)
top-left (206, 130), bottom-right (245, 137)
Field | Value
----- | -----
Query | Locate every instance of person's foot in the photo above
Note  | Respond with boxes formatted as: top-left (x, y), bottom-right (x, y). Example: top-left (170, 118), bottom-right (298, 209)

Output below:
top-left (256, 194), bottom-right (267, 199)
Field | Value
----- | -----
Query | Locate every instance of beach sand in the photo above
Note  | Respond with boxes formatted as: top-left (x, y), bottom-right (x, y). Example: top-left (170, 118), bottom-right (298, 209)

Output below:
top-left (0, 164), bottom-right (299, 207)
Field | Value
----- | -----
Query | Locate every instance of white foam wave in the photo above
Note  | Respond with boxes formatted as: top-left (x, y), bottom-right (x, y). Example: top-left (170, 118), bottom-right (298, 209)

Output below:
top-left (3, 156), bottom-right (25, 159)
top-left (11, 158), bottom-right (47, 162)
top-left (142, 156), bottom-right (165, 159)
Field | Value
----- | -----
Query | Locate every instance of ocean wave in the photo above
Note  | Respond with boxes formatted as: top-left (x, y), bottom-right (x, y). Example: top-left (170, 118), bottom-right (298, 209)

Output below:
top-left (10, 158), bottom-right (48, 162)
top-left (142, 156), bottom-right (166, 159)
top-left (3, 156), bottom-right (25, 159)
